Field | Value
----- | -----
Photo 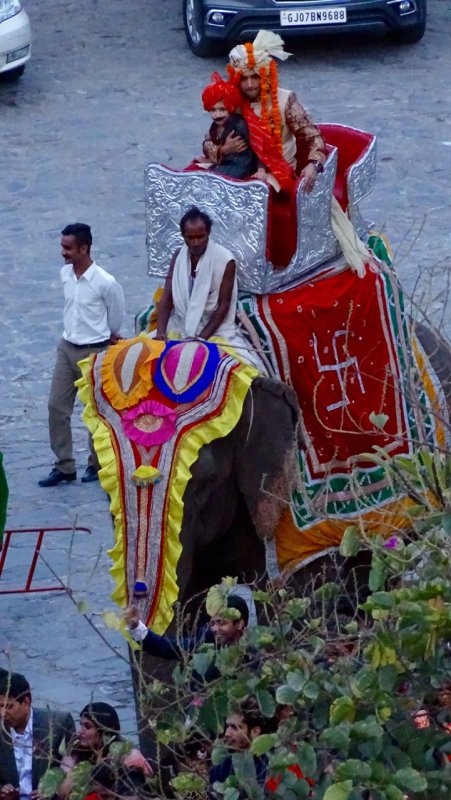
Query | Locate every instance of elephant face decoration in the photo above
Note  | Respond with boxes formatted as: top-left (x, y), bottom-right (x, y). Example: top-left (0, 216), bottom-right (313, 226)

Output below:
top-left (77, 335), bottom-right (259, 632)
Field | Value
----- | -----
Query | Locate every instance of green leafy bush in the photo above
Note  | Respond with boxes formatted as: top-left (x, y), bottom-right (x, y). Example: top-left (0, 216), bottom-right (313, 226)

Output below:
top-left (141, 452), bottom-right (451, 799)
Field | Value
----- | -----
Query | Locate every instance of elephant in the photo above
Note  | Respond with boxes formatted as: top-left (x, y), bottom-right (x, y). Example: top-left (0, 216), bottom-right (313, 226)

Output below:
top-left (79, 312), bottom-right (450, 630)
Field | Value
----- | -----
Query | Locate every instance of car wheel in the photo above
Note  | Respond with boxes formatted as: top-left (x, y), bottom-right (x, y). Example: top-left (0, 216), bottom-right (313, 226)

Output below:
top-left (0, 64), bottom-right (25, 81)
top-left (392, 0), bottom-right (426, 43)
top-left (183, 0), bottom-right (217, 57)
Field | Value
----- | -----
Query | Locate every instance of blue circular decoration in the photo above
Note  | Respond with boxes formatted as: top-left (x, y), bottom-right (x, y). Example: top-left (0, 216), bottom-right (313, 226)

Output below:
top-left (154, 340), bottom-right (221, 404)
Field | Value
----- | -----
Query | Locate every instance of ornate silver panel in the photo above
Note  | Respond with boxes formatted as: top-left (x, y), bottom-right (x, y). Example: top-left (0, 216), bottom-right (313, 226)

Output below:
top-left (144, 132), bottom-right (375, 294)
top-left (348, 133), bottom-right (377, 239)
top-left (265, 147), bottom-right (339, 292)
top-left (144, 164), bottom-right (271, 294)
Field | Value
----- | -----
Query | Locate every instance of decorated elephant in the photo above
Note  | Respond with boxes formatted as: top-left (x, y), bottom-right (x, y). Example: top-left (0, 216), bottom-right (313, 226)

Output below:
top-left (78, 252), bottom-right (450, 644)
top-left (76, 273), bottom-right (450, 770)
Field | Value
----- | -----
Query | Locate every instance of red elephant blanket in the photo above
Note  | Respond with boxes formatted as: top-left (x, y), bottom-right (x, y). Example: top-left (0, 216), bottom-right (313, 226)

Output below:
top-left (240, 263), bottom-right (448, 572)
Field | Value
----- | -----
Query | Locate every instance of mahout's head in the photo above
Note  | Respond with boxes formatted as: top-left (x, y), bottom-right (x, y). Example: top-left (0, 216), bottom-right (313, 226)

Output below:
top-left (0, 671), bottom-right (32, 731)
top-left (179, 206), bottom-right (212, 259)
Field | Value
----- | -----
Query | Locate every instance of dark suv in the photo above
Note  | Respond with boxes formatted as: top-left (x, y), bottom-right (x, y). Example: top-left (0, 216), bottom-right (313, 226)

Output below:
top-left (183, 0), bottom-right (426, 56)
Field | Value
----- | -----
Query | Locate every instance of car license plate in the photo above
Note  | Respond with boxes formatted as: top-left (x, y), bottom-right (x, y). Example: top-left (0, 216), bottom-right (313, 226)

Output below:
top-left (280, 7), bottom-right (347, 25)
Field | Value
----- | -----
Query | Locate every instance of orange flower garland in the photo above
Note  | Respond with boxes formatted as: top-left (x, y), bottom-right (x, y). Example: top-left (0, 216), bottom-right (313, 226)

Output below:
top-left (253, 64), bottom-right (283, 157)
top-left (259, 65), bottom-right (272, 140)
top-left (244, 41), bottom-right (256, 70)
top-left (269, 59), bottom-right (283, 155)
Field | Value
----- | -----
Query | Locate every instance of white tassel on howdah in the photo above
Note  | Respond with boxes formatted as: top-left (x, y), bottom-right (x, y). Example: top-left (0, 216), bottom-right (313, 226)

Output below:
top-left (330, 196), bottom-right (379, 277)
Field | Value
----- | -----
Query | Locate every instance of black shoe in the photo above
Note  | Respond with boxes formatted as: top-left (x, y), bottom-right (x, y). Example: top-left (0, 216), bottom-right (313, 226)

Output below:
top-left (39, 468), bottom-right (77, 487)
top-left (81, 466), bottom-right (99, 483)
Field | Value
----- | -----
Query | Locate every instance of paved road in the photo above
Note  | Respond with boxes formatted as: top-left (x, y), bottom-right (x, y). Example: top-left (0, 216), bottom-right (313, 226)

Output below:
top-left (1, 0), bottom-right (450, 734)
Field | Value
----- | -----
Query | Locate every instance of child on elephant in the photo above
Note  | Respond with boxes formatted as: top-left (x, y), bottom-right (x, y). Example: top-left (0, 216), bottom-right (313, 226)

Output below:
top-left (198, 73), bottom-right (259, 180)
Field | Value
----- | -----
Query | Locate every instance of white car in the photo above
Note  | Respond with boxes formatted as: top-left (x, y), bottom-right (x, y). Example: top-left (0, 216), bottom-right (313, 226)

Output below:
top-left (0, 0), bottom-right (31, 80)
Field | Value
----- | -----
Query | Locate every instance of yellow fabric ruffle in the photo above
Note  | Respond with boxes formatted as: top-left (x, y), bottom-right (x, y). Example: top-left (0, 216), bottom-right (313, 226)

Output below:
top-left (147, 287), bottom-right (164, 333)
top-left (76, 356), bottom-right (127, 608)
top-left (412, 334), bottom-right (448, 449)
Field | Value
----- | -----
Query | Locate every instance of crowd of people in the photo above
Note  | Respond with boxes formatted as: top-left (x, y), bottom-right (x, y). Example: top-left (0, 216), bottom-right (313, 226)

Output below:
top-left (0, 597), bottom-right (308, 800)
top-left (3, 589), bottom-right (450, 800)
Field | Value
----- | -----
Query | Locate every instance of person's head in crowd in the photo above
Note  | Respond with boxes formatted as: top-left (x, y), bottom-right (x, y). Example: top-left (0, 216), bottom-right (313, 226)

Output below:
top-left (223, 702), bottom-right (266, 751)
top-left (275, 703), bottom-right (296, 725)
top-left (180, 733), bottom-right (212, 776)
top-left (436, 680), bottom-right (451, 710)
top-left (78, 702), bottom-right (121, 757)
top-left (209, 594), bottom-right (249, 646)
top-left (429, 679), bottom-right (451, 734)
top-left (323, 598), bottom-right (370, 663)
top-left (179, 207), bottom-right (212, 261)
top-left (0, 671), bottom-right (32, 732)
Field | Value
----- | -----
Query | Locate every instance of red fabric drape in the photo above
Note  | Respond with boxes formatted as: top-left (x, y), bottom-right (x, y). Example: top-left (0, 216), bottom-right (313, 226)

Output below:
top-left (240, 102), bottom-right (296, 194)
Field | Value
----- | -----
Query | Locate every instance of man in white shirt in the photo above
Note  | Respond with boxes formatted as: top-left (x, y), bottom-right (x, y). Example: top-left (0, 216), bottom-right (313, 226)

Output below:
top-left (0, 672), bottom-right (74, 800)
top-left (39, 223), bottom-right (125, 487)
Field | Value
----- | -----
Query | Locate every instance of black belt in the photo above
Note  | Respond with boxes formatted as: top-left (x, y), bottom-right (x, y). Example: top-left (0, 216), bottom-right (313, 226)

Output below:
top-left (67, 339), bottom-right (110, 349)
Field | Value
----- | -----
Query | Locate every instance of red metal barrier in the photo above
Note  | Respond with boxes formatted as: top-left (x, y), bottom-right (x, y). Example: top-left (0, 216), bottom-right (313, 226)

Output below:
top-left (0, 527), bottom-right (91, 595)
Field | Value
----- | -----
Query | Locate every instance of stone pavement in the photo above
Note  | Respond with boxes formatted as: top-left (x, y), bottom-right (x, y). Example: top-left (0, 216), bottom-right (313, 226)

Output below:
top-left (1, 0), bottom-right (450, 738)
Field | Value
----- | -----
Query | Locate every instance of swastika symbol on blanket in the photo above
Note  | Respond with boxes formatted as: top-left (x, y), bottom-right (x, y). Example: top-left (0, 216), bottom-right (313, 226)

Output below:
top-left (312, 330), bottom-right (365, 412)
